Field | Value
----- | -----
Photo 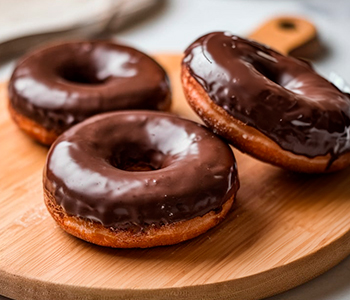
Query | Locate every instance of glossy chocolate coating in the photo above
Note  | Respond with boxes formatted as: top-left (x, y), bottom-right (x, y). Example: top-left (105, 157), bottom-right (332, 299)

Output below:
top-left (43, 111), bottom-right (239, 229)
top-left (183, 32), bottom-right (350, 159)
top-left (9, 41), bottom-right (170, 133)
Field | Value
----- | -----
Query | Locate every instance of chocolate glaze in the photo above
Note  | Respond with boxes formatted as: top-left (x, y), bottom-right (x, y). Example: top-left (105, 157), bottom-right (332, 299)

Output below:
top-left (183, 32), bottom-right (350, 160)
top-left (9, 41), bottom-right (170, 133)
top-left (43, 111), bottom-right (239, 229)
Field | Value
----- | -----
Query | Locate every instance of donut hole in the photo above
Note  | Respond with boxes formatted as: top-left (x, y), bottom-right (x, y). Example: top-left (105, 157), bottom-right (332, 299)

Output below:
top-left (252, 62), bottom-right (280, 85)
top-left (58, 64), bottom-right (106, 85)
top-left (110, 143), bottom-right (166, 172)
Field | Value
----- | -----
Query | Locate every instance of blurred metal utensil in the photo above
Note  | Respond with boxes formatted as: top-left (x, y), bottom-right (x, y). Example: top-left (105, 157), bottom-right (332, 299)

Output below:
top-left (0, 0), bottom-right (161, 63)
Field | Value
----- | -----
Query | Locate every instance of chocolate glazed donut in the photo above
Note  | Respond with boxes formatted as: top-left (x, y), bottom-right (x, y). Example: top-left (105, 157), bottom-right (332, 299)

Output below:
top-left (8, 41), bottom-right (171, 145)
top-left (43, 111), bottom-right (239, 248)
top-left (182, 32), bottom-right (350, 173)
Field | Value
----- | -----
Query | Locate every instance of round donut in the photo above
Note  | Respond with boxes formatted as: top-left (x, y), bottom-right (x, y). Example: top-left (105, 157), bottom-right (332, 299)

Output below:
top-left (8, 41), bottom-right (171, 145)
top-left (182, 32), bottom-right (350, 173)
top-left (43, 111), bottom-right (239, 248)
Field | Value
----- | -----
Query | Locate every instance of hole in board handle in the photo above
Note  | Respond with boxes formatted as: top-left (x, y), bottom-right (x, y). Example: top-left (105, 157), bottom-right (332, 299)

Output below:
top-left (278, 20), bottom-right (296, 30)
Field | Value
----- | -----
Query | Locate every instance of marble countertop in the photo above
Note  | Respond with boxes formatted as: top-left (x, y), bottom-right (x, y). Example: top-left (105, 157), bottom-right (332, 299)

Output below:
top-left (1, 0), bottom-right (350, 299)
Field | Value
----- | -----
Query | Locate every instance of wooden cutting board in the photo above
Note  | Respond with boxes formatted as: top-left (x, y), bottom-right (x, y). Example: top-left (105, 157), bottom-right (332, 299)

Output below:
top-left (1, 52), bottom-right (350, 300)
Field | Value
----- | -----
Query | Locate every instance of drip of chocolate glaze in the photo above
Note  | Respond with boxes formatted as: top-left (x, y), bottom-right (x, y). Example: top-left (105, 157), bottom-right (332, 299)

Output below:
top-left (43, 111), bottom-right (239, 230)
top-left (9, 41), bottom-right (171, 133)
top-left (183, 32), bottom-right (350, 162)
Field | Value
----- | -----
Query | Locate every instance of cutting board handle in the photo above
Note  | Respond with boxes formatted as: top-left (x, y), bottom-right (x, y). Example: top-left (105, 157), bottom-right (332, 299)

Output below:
top-left (248, 16), bottom-right (317, 55)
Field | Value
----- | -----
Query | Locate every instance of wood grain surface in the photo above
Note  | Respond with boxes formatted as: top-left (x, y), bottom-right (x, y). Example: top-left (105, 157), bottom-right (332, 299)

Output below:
top-left (1, 54), bottom-right (350, 300)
